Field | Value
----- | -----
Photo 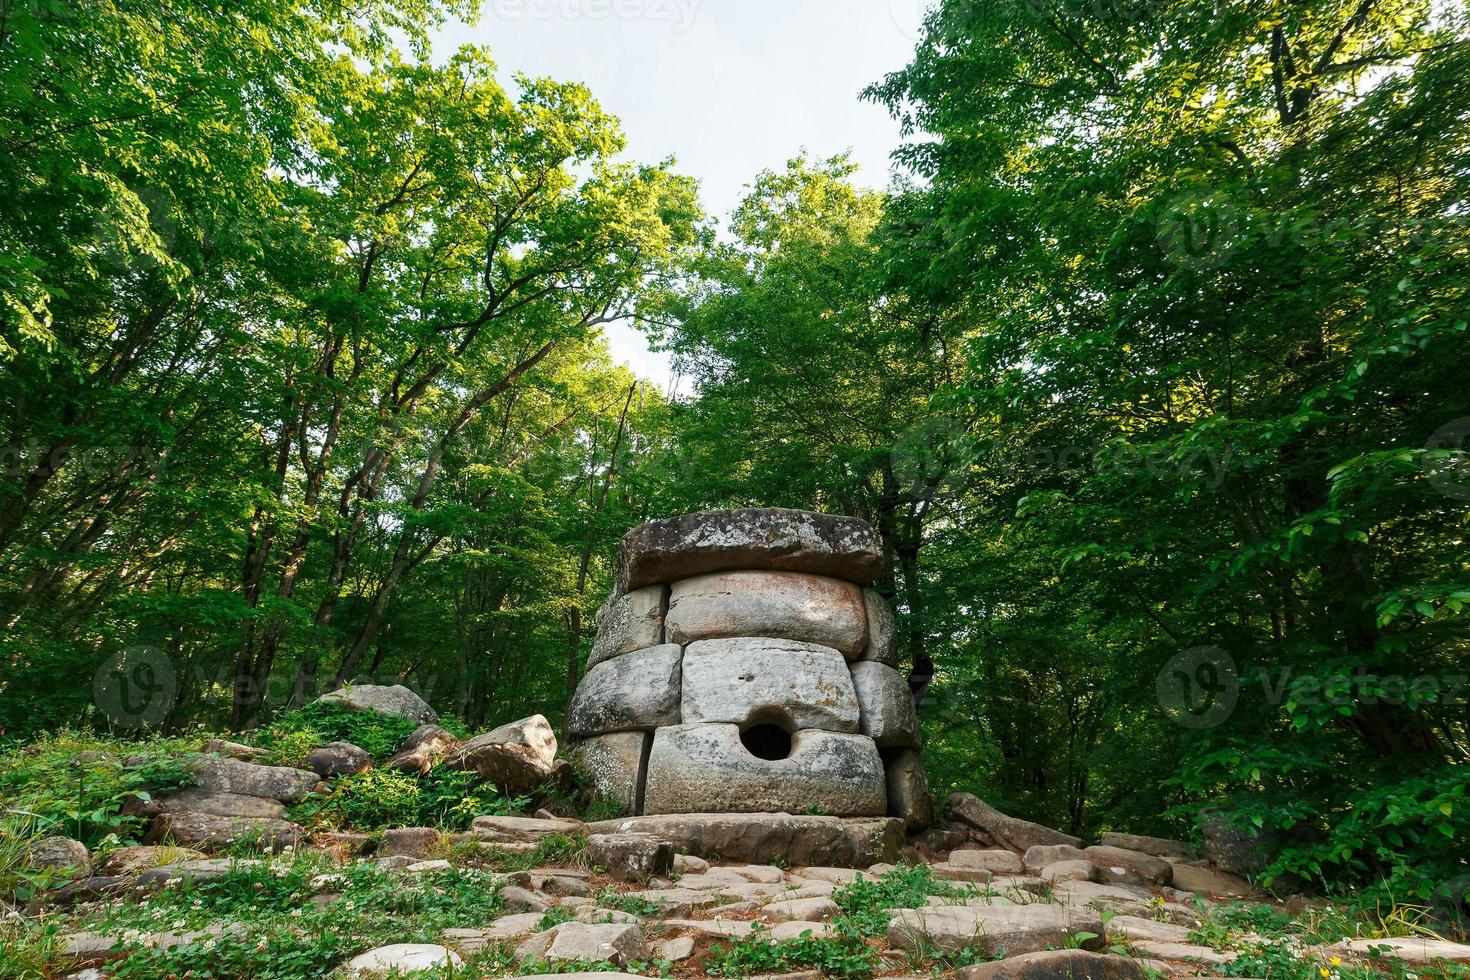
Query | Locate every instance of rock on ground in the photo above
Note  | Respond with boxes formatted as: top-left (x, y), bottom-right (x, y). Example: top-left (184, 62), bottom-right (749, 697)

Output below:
top-left (316, 684), bottom-right (438, 723)
top-left (680, 639), bottom-right (861, 733)
top-left (27, 836), bottom-right (90, 877)
top-left (586, 832), bottom-right (673, 882)
top-left (642, 724), bottom-right (884, 816)
top-left (948, 793), bottom-right (1083, 852)
top-left (142, 812), bottom-right (302, 852)
top-left (888, 903), bottom-right (1105, 956)
top-left (1082, 845), bottom-right (1173, 886)
top-left (147, 788), bottom-right (288, 820)
top-left (584, 813), bottom-right (903, 867)
top-left (470, 814), bottom-right (586, 843)
top-left (516, 922), bottom-right (651, 967)
top-left (305, 741), bottom-right (371, 777)
top-left (385, 725), bottom-right (461, 775)
top-left (665, 570), bottom-right (867, 655)
top-left (344, 943), bottom-right (462, 975)
top-left (449, 714), bottom-right (559, 794)
top-left (1099, 831), bottom-right (1196, 861)
top-left (956, 949), bottom-right (1148, 980)
top-left (97, 845), bottom-right (207, 877)
top-left (181, 756), bottom-right (320, 802)
top-left (949, 849), bottom-right (1025, 875)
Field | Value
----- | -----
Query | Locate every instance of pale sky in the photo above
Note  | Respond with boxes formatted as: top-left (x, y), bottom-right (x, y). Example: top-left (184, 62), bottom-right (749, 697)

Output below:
top-left (433, 1), bottom-right (933, 391)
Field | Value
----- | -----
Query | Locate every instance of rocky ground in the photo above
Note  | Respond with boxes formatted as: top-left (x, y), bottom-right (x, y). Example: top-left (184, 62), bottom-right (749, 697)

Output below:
top-left (11, 800), bottom-right (1470, 979)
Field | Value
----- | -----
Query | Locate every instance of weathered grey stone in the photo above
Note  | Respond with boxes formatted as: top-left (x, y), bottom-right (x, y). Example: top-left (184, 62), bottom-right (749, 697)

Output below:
top-left (860, 589), bottom-right (898, 665)
top-left (948, 794), bottom-right (1082, 852)
top-left (305, 741), bottom-right (371, 778)
top-left (957, 949), bottom-right (1148, 980)
top-left (200, 739), bottom-right (269, 762)
top-left (1322, 938), bottom-right (1470, 963)
top-left (386, 725), bottom-right (461, 775)
top-left (316, 684), bottom-right (438, 723)
top-left (97, 846), bottom-right (206, 878)
top-left (1082, 846), bottom-right (1172, 886)
top-left (1049, 880), bottom-right (1158, 915)
top-left (586, 833), bottom-right (673, 882)
top-left (949, 849), bottom-right (1025, 875)
top-left (851, 662), bottom-right (921, 748)
top-left (888, 903), bottom-right (1104, 956)
top-left (142, 812), bottom-right (302, 852)
top-left (383, 827), bottom-right (442, 859)
top-left (470, 815), bottom-right (586, 844)
top-left (1041, 860), bottom-right (1097, 883)
top-left (761, 897), bottom-right (841, 923)
top-left (665, 571), bottom-right (867, 655)
top-left (931, 863), bottom-right (994, 883)
top-left (586, 813), bottom-right (903, 867)
top-left (643, 724), bottom-right (884, 816)
top-left (588, 586), bottom-right (667, 669)
top-left (568, 645), bottom-right (682, 737)
top-left (46, 875), bottom-right (129, 905)
top-left (1023, 844), bottom-right (1087, 872)
top-left (574, 731), bottom-right (648, 816)
top-left (516, 922), bottom-right (651, 967)
top-left (182, 756), bottom-right (320, 803)
top-left (883, 748), bottom-right (930, 831)
top-left (450, 715), bottom-right (558, 793)
top-left (681, 639), bottom-right (860, 733)
top-left (133, 859), bottom-right (249, 888)
top-left (444, 913), bottom-right (547, 949)
top-left (345, 943), bottom-right (462, 975)
top-left (1099, 832), bottom-right (1196, 861)
top-left (27, 836), bottom-right (90, 877)
top-left (149, 788), bottom-right (287, 820)
top-left (617, 508), bottom-right (883, 593)
top-left (1167, 863), bottom-right (1255, 897)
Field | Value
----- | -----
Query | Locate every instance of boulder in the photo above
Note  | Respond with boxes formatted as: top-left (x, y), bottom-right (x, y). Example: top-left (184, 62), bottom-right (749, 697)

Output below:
top-left (1099, 832), bottom-right (1195, 861)
top-left (385, 725), bottom-right (461, 775)
top-left (956, 949), bottom-right (1148, 980)
top-left (1167, 862), bottom-right (1255, 898)
top-left (382, 827), bottom-right (442, 860)
top-left (760, 897), bottom-right (841, 923)
top-left (98, 845), bottom-right (207, 877)
top-left (643, 724), bottom-right (885, 816)
top-left (586, 833), bottom-right (673, 882)
top-left (1198, 808), bottom-right (1273, 876)
top-left (883, 748), bottom-right (931, 831)
top-left (142, 788), bottom-right (287, 820)
top-left (200, 739), bottom-right (269, 762)
top-left (888, 903), bottom-right (1105, 956)
top-left (949, 849), bottom-right (1025, 875)
top-left (470, 815), bottom-right (586, 844)
top-left (133, 858), bottom-right (248, 888)
top-left (584, 813), bottom-right (903, 867)
top-left (948, 794), bottom-right (1082, 853)
top-left (573, 732), bottom-right (648, 816)
top-left (860, 589), bottom-right (898, 665)
top-left (47, 875), bottom-right (130, 905)
top-left (26, 836), bottom-right (90, 878)
top-left (1023, 844), bottom-right (1087, 872)
top-left (316, 684), bottom-right (438, 723)
top-left (568, 645), bottom-right (682, 737)
top-left (615, 507), bottom-right (883, 594)
top-left (182, 756), bottom-right (320, 803)
top-left (444, 913), bottom-right (548, 949)
top-left (588, 586), bottom-right (668, 669)
top-left (1049, 880), bottom-right (1158, 915)
top-left (1041, 860), bottom-right (1097, 884)
top-left (681, 639), bottom-right (861, 733)
top-left (516, 922), bottom-right (651, 967)
top-left (1082, 846), bottom-right (1173, 886)
top-left (450, 715), bottom-right (558, 794)
top-left (305, 741), bottom-right (371, 778)
top-left (665, 571), bottom-right (867, 655)
top-left (1322, 937), bottom-right (1470, 963)
top-left (142, 812), bottom-right (302, 852)
top-left (851, 662), bottom-right (921, 748)
top-left (345, 943), bottom-right (461, 975)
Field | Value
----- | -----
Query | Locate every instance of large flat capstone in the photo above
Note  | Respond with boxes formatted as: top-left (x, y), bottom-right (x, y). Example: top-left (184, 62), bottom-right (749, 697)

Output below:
top-left (568, 644), bottom-right (681, 737)
top-left (616, 508), bottom-right (882, 594)
top-left (681, 638), bottom-right (860, 733)
top-left (642, 723), bottom-right (885, 816)
top-left (665, 571), bottom-right (867, 654)
top-left (585, 813), bottom-right (904, 867)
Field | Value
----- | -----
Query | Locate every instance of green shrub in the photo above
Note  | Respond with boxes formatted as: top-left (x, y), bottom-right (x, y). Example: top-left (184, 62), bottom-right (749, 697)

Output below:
top-left (707, 925), bottom-right (876, 979)
top-left (832, 863), bottom-right (960, 937)
top-left (289, 766), bottom-right (525, 831)
top-left (256, 703), bottom-right (421, 763)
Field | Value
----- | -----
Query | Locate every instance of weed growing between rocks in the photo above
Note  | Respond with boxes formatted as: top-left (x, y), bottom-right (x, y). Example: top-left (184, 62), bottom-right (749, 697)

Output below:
top-left (831, 863), bottom-right (967, 936)
top-left (707, 924), bottom-right (878, 979)
top-left (288, 766), bottom-right (526, 831)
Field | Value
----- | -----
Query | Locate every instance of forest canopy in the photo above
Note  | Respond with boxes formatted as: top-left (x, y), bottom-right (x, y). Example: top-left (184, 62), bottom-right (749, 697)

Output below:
top-left (3, 0), bottom-right (1468, 898)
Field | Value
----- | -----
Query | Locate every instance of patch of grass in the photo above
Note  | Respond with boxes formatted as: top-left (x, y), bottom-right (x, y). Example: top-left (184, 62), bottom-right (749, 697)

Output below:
top-left (831, 863), bottom-right (962, 937)
top-left (707, 925), bottom-right (876, 979)
top-left (593, 885), bottom-right (665, 917)
top-left (254, 702), bottom-right (420, 764)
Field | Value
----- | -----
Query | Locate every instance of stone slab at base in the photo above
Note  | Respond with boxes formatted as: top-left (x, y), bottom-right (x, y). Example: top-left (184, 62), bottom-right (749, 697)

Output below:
top-left (583, 813), bottom-right (904, 868)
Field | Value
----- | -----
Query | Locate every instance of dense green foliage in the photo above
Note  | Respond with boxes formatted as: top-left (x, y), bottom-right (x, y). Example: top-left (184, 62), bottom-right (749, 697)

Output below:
top-left (3, 0), bottom-right (1467, 901)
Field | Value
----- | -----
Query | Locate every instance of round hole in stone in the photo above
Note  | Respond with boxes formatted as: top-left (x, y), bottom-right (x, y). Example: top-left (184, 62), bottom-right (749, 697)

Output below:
top-left (739, 722), bottom-right (794, 761)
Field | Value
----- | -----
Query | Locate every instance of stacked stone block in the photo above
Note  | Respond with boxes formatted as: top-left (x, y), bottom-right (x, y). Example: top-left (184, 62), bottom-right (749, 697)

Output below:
top-left (569, 508), bottom-right (930, 828)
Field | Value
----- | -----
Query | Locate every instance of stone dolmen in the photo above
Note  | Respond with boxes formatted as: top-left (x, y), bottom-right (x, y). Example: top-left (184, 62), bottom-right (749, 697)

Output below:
top-left (569, 508), bottom-right (930, 829)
